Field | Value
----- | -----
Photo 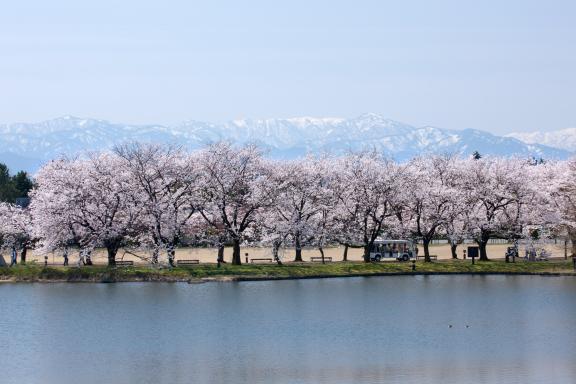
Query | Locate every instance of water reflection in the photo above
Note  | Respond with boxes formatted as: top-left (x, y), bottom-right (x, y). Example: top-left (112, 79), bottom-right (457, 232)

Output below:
top-left (1, 276), bottom-right (575, 384)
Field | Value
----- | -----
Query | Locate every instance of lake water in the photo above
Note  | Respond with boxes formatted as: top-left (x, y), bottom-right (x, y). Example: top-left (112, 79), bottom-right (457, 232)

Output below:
top-left (1, 276), bottom-right (575, 384)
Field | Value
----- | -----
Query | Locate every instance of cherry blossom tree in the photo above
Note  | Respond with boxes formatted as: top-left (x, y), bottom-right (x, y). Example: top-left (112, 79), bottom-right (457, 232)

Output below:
top-left (252, 162), bottom-right (290, 264)
top-left (31, 154), bottom-right (142, 266)
top-left (444, 210), bottom-right (469, 259)
top-left (437, 158), bottom-right (474, 259)
top-left (460, 157), bottom-right (536, 261)
top-left (401, 155), bottom-right (462, 262)
top-left (299, 158), bottom-right (340, 263)
top-left (196, 143), bottom-right (277, 265)
top-left (30, 159), bottom-right (85, 257)
top-left (261, 156), bottom-right (334, 262)
top-left (25, 141), bottom-right (571, 267)
top-left (0, 203), bottom-right (33, 263)
top-left (544, 159), bottom-right (576, 256)
top-left (335, 152), bottom-right (405, 262)
top-left (114, 143), bottom-right (200, 264)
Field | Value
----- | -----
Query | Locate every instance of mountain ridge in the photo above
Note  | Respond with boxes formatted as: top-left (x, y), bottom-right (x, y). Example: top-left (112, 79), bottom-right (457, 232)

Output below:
top-left (0, 114), bottom-right (572, 173)
top-left (506, 128), bottom-right (576, 152)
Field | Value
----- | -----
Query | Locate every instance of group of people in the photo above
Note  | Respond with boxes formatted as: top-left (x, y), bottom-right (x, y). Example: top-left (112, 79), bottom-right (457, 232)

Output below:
top-left (76, 249), bottom-right (93, 266)
top-left (59, 248), bottom-right (93, 266)
top-left (6, 246), bottom-right (93, 267)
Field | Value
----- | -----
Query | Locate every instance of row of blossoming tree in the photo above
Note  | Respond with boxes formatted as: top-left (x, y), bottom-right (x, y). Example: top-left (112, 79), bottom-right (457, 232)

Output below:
top-left (0, 142), bottom-right (575, 265)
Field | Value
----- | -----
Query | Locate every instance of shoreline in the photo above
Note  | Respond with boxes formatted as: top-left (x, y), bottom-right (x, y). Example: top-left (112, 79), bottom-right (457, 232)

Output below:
top-left (232, 270), bottom-right (576, 282)
top-left (1, 260), bottom-right (574, 283)
top-left (1, 271), bottom-right (575, 284)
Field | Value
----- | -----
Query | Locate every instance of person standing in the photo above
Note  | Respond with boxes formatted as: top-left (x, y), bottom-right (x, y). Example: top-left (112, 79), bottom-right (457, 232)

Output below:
top-left (77, 249), bottom-right (85, 267)
top-left (85, 250), bottom-right (93, 266)
top-left (63, 248), bottom-right (69, 266)
top-left (10, 246), bottom-right (17, 267)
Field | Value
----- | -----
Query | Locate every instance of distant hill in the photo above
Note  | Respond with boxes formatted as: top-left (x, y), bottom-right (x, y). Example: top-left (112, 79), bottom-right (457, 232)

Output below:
top-left (506, 128), bottom-right (576, 153)
top-left (0, 114), bottom-right (572, 173)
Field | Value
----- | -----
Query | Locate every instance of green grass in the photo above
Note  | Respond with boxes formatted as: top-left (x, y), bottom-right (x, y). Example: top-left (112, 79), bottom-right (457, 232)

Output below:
top-left (1, 259), bottom-right (574, 282)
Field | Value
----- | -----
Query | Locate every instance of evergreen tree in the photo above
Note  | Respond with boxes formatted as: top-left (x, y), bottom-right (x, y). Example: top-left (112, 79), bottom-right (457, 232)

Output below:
top-left (0, 163), bottom-right (34, 202)
top-left (0, 163), bottom-right (10, 184)
top-left (0, 163), bottom-right (17, 202)
top-left (13, 171), bottom-right (34, 197)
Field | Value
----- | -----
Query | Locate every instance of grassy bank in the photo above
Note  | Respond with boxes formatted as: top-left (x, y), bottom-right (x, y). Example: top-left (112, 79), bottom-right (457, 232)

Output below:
top-left (0, 259), bottom-right (574, 283)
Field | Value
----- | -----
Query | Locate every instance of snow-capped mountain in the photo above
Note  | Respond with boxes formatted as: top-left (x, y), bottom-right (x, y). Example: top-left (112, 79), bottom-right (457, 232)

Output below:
top-left (0, 114), bottom-right (572, 173)
top-left (506, 128), bottom-right (576, 152)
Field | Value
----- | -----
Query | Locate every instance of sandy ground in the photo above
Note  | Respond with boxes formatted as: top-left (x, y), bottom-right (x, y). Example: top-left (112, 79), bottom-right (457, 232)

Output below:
top-left (17, 241), bottom-right (571, 266)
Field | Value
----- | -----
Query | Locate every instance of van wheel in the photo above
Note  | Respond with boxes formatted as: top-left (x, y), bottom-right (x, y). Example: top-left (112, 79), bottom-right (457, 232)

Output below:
top-left (402, 254), bottom-right (409, 262)
top-left (374, 254), bottom-right (381, 262)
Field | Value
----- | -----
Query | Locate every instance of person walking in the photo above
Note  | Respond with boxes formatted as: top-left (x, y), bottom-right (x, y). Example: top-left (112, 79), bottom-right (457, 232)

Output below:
top-left (77, 249), bottom-right (85, 267)
top-left (63, 248), bottom-right (69, 266)
top-left (9, 246), bottom-right (17, 267)
top-left (168, 245), bottom-right (175, 267)
top-left (85, 250), bottom-right (93, 266)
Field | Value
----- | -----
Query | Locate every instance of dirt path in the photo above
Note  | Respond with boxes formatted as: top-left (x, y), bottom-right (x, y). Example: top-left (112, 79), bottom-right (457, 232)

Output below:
top-left (19, 242), bottom-right (570, 266)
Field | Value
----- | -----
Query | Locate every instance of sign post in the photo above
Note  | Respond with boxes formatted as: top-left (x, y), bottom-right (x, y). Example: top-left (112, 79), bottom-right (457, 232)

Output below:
top-left (468, 246), bottom-right (479, 265)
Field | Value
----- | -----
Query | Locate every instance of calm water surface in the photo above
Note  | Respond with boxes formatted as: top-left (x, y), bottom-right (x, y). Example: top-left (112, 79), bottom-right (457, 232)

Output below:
top-left (1, 276), bottom-right (575, 384)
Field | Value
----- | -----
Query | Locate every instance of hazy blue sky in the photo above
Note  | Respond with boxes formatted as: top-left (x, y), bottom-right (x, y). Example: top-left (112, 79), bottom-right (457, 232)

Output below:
top-left (0, 0), bottom-right (574, 133)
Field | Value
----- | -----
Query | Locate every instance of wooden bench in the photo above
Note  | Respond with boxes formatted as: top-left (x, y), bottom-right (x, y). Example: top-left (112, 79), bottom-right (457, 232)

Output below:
top-left (250, 258), bottom-right (273, 263)
top-left (416, 255), bottom-right (437, 261)
top-left (115, 260), bottom-right (134, 267)
top-left (310, 256), bottom-right (332, 262)
top-left (176, 259), bottom-right (200, 266)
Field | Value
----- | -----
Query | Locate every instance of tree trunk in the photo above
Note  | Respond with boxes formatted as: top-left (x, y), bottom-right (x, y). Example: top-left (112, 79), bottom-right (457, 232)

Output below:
top-left (151, 248), bottom-right (159, 264)
top-left (450, 242), bottom-right (458, 259)
top-left (342, 244), bottom-right (349, 262)
top-left (319, 246), bottom-right (325, 264)
top-left (294, 234), bottom-right (303, 262)
top-left (166, 245), bottom-right (176, 267)
top-left (107, 246), bottom-right (118, 266)
top-left (20, 246), bottom-right (27, 264)
top-left (423, 239), bottom-right (431, 263)
top-left (477, 239), bottom-right (489, 261)
top-left (363, 244), bottom-right (371, 263)
top-left (232, 238), bottom-right (241, 265)
top-left (569, 229), bottom-right (576, 257)
top-left (273, 241), bottom-right (283, 265)
top-left (217, 244), bottom-right (225, 263)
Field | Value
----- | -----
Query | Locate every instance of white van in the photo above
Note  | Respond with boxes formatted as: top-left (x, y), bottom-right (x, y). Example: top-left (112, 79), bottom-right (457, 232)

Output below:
top-left (370, 239), bottom-right (416, 262)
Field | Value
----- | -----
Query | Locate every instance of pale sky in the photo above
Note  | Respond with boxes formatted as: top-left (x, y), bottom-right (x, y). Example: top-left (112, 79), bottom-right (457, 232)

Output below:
top-left (0, 0), bottom-right (574, 133)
